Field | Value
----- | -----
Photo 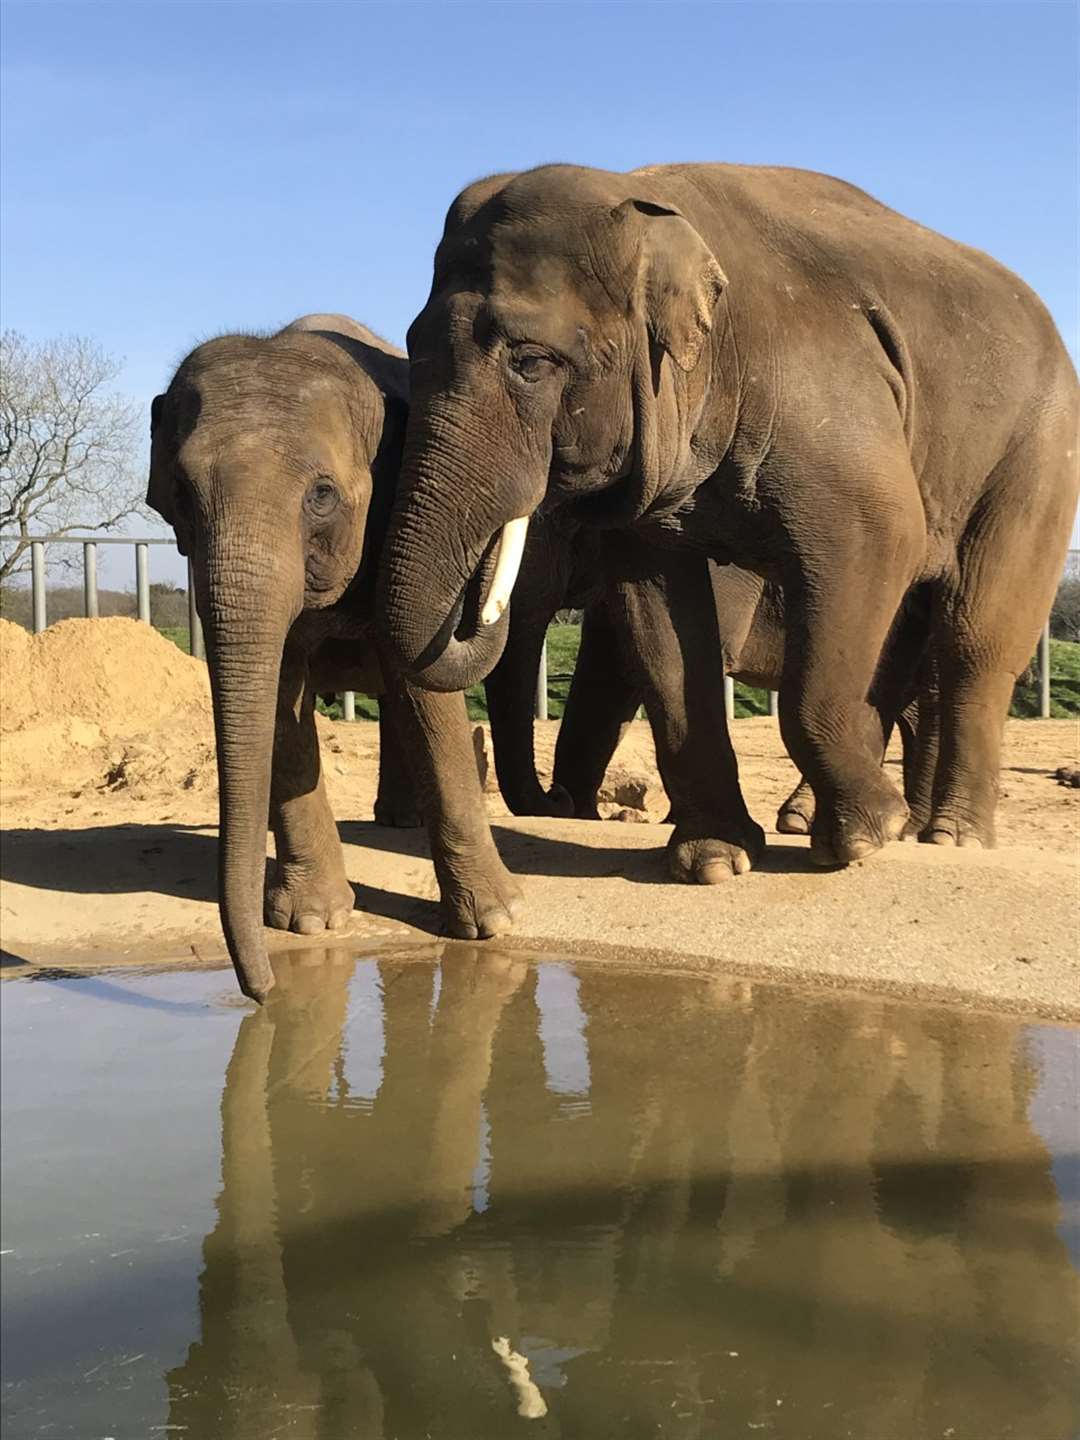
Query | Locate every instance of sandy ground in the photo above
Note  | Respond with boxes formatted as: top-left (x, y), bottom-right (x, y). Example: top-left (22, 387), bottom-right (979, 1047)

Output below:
top-left (3, 709), bottom-right (1078, 1020)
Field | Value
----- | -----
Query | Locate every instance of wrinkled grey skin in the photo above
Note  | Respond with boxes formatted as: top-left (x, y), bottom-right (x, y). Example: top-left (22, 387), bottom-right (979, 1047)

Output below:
top-left (148, 315), bottom-right (520, 1002)
top-left (490, 520), bottom-right (932, 834)
top-left (380, 164), bottom-right (1078, 879)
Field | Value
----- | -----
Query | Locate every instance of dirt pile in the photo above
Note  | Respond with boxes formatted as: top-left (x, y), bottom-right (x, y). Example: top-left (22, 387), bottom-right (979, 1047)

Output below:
top-left (0, 618), bottom-right (215, 795)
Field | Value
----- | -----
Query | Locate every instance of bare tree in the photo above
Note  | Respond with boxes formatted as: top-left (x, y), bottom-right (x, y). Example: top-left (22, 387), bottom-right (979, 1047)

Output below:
top-left (0, 331), bottom-right (147, 582)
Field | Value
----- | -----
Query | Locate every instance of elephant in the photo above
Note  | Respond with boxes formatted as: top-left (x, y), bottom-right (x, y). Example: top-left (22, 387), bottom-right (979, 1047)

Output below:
top-left (147, 314), bottom-right (521, 1002)
top-left (378, 163), bottom-right (1078, 882)
top-left (489, 513), bottom-right (933, 836)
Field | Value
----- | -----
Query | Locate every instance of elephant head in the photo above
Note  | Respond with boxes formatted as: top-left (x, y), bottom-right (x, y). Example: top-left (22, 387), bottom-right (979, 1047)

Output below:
top-left (378, 165), bottom-right (727, 692)
top-left (148, 315), bottom-right (406, 1001)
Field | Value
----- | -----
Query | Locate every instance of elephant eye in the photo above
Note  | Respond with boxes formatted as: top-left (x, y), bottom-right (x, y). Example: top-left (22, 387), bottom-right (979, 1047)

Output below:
top-left (304, 478), bottom-right (340, 518)
top-left (508, 344), bottom-right (559, 383)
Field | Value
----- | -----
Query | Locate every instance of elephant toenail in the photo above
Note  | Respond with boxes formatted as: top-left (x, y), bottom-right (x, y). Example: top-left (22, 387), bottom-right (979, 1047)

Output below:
top-left (697, 859), bottom-right (733, 884)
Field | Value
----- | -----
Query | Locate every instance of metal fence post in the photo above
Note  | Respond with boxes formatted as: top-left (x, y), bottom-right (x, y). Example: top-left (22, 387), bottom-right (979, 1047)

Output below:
top-left (83, 542), bottom-right (99, 618)
top-left (135, 543), bottom-right (151, 623)
top-left (535, 637), bottom-right (548, 721)
top-left (342, 692), bottom-right (356, 722)
top-left (31, 541), bottom-right (46, 632)
top-left (769, 690), bottom-right (779, 718)
top-left (186, 558), bottom-right (204, 660)
top-left (724, 674), bottom-right (735, 724)
top-left (1039, 621), bottom-right (1051, 719)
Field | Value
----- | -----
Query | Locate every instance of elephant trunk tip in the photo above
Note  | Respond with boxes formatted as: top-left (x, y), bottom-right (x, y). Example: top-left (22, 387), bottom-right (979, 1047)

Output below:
top-left (232, 948), bottom-right (275, 1005)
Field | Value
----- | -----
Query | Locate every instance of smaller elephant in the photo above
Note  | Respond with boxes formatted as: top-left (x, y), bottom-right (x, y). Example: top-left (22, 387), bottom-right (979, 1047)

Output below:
top-left (487, 517), bottom-right (936, 841)
top-left (148, 314), bottom-right (521, 1001)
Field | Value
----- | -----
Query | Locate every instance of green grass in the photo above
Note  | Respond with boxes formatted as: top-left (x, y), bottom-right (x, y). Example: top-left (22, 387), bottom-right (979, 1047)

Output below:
top-left (316, 693), bottom-right (380, 721)
top-left (157, 625), bottom-right (192, 655)
top-left (1010, 639), bottom-right (1080, 719)
top-left (155, 623), bottom-right (1080, 721)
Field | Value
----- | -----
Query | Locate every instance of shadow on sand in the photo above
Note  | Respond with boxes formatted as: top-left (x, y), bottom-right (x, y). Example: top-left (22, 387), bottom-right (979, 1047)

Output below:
top-left (0, 814), bottom-right (824, 965)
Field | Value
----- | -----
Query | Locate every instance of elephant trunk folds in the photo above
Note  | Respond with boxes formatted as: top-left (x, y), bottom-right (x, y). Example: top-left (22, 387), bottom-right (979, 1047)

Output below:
top-left (199, 538), bottom-right (303, 1003)
top-left (378, 400), bottom-right (542, 693)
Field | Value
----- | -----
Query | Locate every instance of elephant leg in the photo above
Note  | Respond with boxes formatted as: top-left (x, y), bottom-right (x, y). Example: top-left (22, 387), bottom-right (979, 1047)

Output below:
top-left (778, 480), bottom-right (924, 867)
top-left (924, 433), bottom-right (1072, 846)
top-left (485, 606), bottom-right (573, 818)
top-left (265, 644), bottom-right (355, 935)
top-left (781, 585), bottom-right (930, 841)
top-left (611, 546), bottom-right (765, 882)
top-left (374, 701), bottom-right (423, 827)
top-left (380, 672), bottom-right (523, 938)
top-left (923, 641), bottom-right (1012, 848)
top-left (898, 666), bottom-right (939, 838)
top-left (552, 601), bottom-right (642, 820)
top-left (778, 712), bottom-right (905, 837)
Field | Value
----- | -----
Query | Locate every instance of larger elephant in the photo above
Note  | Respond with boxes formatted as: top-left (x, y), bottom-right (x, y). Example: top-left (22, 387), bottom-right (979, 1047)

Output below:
top-left (148, 314), bottom-right (520, 1001)
top-left (379, 164), bottom-right (1078, 879)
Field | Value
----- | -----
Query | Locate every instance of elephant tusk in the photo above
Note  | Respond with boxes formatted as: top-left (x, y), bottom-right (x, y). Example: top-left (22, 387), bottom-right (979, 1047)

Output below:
top-left (480, 516), bottom-right (530, 626)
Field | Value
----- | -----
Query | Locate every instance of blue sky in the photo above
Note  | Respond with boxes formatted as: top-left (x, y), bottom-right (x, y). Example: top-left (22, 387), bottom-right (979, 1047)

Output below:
top-left (1, 0), bottom-right (1077, 577)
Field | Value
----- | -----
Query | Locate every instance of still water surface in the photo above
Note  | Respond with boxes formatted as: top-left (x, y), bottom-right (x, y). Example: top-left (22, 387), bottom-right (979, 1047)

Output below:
top-left (2, 949), bottom-right (1078, 1439)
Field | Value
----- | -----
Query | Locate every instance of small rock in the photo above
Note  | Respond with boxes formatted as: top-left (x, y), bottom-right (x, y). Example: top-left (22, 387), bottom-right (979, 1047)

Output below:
top-left (598, 801), bottom-right (649, 823)
top-left (1053, 766), bottom-right (1080, 788)
top-left (598, 767), bottom-right (657, 811)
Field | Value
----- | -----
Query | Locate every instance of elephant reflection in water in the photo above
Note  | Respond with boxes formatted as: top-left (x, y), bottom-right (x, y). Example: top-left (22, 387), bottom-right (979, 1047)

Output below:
top-left (168, 953), bottom-right (1079, 1440)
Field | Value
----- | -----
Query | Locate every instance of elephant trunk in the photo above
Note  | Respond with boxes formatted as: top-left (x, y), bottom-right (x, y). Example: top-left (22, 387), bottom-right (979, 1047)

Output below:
top-left (378, 396), bottom-right (543, 693)
top-left (200, 534), bottom-right (304, 1003)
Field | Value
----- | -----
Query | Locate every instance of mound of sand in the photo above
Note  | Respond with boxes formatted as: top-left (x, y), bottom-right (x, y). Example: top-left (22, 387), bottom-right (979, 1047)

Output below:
top-left (0, 618), bottom-right (215, 795)
top-left (1, 618), bottom-right (211, 733)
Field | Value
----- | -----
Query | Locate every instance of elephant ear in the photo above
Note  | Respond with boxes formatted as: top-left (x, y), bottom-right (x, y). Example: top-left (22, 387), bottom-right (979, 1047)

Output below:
top-left (146, 392), bottom-right (180, 535)
top-left (618, 199), bottom-right (728, 373)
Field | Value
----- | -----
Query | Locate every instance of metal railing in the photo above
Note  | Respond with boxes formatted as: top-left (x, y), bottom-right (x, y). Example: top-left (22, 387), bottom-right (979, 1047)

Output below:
top-left (2, 532), bottom-right (1069, 720)
top-left (9, 532), bottom-right (205, 659)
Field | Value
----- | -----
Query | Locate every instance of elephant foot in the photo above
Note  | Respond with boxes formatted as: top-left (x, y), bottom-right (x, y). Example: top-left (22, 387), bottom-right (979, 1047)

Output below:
top-left (919, 812), bottom-right (995, 849)
top-left (265, 860), bottom-right (356, 935)
top-left (567, 788), bottom-right (603, 820)
top-left (506, 781), bottom-right (576, 819)
top-left (776, 780), bottom-right (815, 835)
top-left (437, 846), bottom-right (524, 940)
top-left (373, 794), bottom-right (423, 828)
top-left (900, 804), bottom-right (932, 841)
top-left (668, 816), bottom-right (766, 883)
top-left (809, 781), bottom-right (908, 867)
top-left (546, 783), bottom-right (577, 818)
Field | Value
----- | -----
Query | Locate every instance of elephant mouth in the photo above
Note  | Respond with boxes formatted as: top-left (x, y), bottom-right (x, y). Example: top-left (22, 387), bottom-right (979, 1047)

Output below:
top-left (411, 517), bottom-right (530, 675)
top-left (555, 451), bottom-right (646, 529)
